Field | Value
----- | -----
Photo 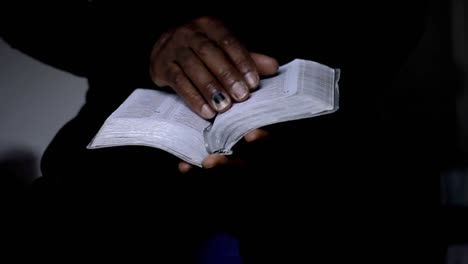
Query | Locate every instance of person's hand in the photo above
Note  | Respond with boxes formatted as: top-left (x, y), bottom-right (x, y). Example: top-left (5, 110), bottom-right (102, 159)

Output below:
top-left (150, 16), bottom-right (278, 119)
top-left (178, 128), bottom-right (269, 173)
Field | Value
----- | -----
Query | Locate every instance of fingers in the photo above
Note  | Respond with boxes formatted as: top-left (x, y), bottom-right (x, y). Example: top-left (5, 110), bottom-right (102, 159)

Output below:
top-left (201, 129), bottom-right (270, 169)
top-left (244, 128), bottom-right (270, 142)
top-left (197, 17), bottom-right (260, 89)
top-left (150, 16), bottom-right (279, 120)
top-left (164, 63), bottom-right (216, 119)
top-left (178, 129), bottom-right (270, 173)
top-left (250, 53), bottom-right (279, 76)
top-left (178, 162), bottom-right (193, 174)
top-left (202, 154), bottom-right (246, 169)
top-left (202, 155), bottom-right (229, 169)
top-left (190, 32), bottom-right (250, 102)
top-left (177, 155), bottom-right (238, 173)
top-left (175, 48), bottom-right (232, 112)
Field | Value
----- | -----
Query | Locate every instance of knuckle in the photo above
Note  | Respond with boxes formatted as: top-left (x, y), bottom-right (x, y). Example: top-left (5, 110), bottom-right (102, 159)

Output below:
top-left (174, 25), bottom-right (195, 38)
top-left (175, 47), bottom-right (192, 62)
top-left (168, 69), bottom-right (187, 87)
top-left (218, 34), bottom-right (238, 49)
top-left (194, 39), bottom-right (216, 57)
top-left (203, 81), bottom-right (220, 93)
top-left (186, 91), bottom-right (202, 105)
top-left (194, 16), bottom-right (216, 26)
top-left (218, 69), bottom-right (237, 85)
top-left (173, 73), bottom-right (186, 87)
top-left (232, 58), bottom-right (252, 73)
top-left (152, 32), bottom-right (172, 53)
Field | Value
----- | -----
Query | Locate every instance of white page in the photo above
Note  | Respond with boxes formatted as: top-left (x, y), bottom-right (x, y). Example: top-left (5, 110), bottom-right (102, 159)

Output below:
top-left (88, 89), bottom-right (210, 166)
top-left (205, 59), bottom-right (339, 153)
top-left (209, 60), bottom-right (298, 132)
top-left (112, 89), bottom-right (210, 132)
top-left (298, 59), bottom-right (337, 107)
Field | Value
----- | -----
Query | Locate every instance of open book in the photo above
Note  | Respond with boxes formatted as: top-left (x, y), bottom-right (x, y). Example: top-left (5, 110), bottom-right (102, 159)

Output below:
top-left (87, 59), bottom-right (340, 166)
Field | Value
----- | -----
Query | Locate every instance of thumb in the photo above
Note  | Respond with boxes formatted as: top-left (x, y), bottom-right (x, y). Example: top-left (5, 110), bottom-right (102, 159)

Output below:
top-left (250, 52), bottom-right (279, 76)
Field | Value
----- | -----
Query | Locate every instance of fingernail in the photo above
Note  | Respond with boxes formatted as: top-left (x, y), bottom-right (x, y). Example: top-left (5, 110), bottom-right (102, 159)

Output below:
top-left (201, 104), bottom-right (216, 119)
top-left (231, 81), bottom-right (249, 101)
top-left (245, 72), bottom-right (259, 89)
top-left (212, 91), bottom-right (230, 111)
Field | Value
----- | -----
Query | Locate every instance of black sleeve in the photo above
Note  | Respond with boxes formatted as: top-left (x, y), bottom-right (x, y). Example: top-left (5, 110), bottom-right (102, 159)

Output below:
top-left (0, 2), bottom-right (201, 79)
top-left (0, 2), bottom-right (93, 77)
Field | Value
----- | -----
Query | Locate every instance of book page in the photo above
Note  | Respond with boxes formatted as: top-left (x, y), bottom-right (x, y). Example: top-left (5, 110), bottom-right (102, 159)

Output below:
top-left (298, 60), bottom-right (337, 107)
top-left (112, 89), bottom-right (210, 133)
top-left (205, 59), bottom-right (339, 154)
top-left (88, 89), bottom-right (210, 166)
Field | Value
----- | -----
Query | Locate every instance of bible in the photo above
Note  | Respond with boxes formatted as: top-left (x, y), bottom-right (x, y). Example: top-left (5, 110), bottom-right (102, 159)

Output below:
top-left (87, 59), bottom-right (340, 166)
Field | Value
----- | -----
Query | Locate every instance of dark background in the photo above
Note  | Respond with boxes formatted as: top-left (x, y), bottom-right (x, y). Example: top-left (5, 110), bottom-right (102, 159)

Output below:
top-left (0, 0), bottom-right (467, 262)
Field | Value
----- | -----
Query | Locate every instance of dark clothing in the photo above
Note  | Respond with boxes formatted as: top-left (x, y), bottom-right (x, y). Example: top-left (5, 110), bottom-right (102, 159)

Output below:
top-left (2, 1), bottom-right (454, 262)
